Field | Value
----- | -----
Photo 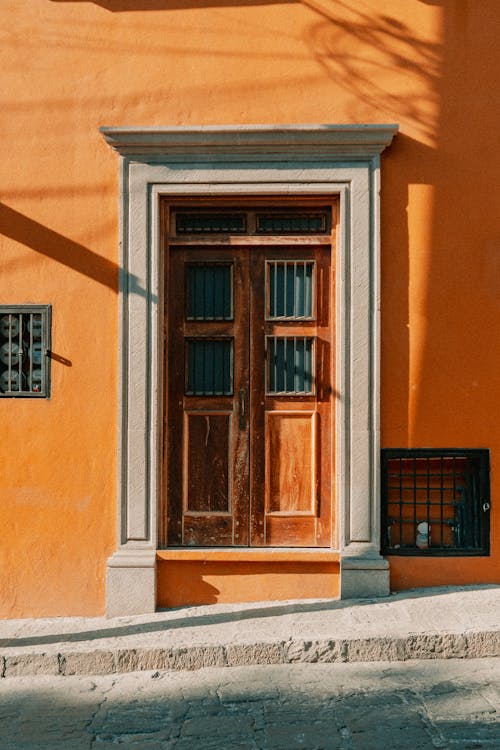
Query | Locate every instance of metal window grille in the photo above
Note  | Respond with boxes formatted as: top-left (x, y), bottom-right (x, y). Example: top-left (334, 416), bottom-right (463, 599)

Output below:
top-left (186, 263), bottom-right (233, 321)
top-left (267, 261), bottom-right (315, 320)
top-left (171, 207), bottom-right (331, 237)
top-left (266, 336), bottom-right (315, 395)
top-left (0, 305), bottom-right (51, 398)
top-left (176, 212), bottom-right (246, 234)
top-left (381, 449), bottom-right (490, 556)
top-left (256, 212), bottom-right (329, 234)
top-left (185, 338), bottom-right (233, 396)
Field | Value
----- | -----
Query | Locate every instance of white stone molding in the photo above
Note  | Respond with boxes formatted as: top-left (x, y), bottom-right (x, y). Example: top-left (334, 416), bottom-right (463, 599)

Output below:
top-left (101, 125), bottom-right (398, 616)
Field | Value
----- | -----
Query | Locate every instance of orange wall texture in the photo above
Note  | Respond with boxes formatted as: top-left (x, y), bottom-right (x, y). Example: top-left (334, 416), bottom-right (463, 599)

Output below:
top-left (0, 1), bottom-right (498, 617)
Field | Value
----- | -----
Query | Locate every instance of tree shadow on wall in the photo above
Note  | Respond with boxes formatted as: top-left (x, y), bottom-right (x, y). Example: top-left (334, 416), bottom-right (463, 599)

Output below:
top-left (51, 0), bottom-right (297, 9)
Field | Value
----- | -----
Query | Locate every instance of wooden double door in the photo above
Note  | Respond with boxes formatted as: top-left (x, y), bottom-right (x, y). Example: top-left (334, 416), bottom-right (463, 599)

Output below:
top-left (166, 244), bottom-right (333, 547)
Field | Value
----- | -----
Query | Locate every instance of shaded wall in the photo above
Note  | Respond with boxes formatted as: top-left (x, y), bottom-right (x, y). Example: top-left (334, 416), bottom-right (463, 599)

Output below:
top-left (0, 0), bottom-right (497, 616)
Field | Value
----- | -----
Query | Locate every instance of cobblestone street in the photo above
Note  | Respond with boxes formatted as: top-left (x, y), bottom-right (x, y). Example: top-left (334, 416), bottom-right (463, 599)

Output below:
top-left (0, 658), bottom-right (498, 749)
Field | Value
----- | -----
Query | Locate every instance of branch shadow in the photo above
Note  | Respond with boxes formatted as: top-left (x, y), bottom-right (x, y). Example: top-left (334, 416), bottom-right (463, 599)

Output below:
top-left (0, 203), bottom-right (151, 301)
top-left (51, 0), bottom-right (298, 9)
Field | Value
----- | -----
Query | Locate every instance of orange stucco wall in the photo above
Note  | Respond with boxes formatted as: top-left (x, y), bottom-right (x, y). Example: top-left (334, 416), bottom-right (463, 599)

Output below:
top-left (0, 1), bottom-right (498, 617)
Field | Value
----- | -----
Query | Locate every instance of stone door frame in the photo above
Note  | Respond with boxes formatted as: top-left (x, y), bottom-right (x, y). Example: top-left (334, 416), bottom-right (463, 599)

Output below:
top-left (100, 125), bottom-right (398, 616)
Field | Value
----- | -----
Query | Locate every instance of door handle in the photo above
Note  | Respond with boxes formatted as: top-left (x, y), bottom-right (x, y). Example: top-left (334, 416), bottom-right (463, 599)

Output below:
top-left (238, 388), bottom-right (246, 430)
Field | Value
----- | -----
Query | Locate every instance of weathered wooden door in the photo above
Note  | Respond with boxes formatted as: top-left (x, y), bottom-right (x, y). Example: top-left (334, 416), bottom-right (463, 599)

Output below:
top-left (166, 243), bottom-right (332, 547)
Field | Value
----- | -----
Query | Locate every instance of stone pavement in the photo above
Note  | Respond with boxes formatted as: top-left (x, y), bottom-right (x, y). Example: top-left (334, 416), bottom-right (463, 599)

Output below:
top-left (0, 658), bottom-right (499, 749)
top-left (0, 586), bottom-right (499, 677)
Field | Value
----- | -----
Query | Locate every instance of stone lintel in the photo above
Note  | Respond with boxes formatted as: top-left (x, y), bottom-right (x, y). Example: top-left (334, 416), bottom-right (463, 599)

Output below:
top-left (100, 124), bottom-right (398, 158)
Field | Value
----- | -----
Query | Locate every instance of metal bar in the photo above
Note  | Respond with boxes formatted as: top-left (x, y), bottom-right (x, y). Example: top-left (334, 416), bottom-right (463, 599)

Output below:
top-left (202, 267), bottom-right (206, 321)
top-left (41, 313), bottom-right (45, 395)
top-left (17, 313), bottom-right (22, 391)
top-left (283, 262), bottom-right (287, 318)
top-left (273, 262), bottom-right (278, 318)
top-left (293, 336), bottom-right (297, 392)
top-left (221, 265), bottom-right (225, 320)
top-left (293, 262), bottom-right (297, 318)
top-left (28, 313), bottom-right (33, 392)
top-left (399, 458), bottom-right (403, 547)
top-left (426, 458), bottom-right (430, 544)
top-left (272, 337), bottom-right (276, 392)
top-left (8, 313), bottom-right (12, 391)
top-left (303, 261), bottom-right (307, 317)
top-left (440, 456), bottom-right (444, 546)
top-left (413, 457), bottom-right (417, 541)
top-left (452, 456), bottom-right (457, 546)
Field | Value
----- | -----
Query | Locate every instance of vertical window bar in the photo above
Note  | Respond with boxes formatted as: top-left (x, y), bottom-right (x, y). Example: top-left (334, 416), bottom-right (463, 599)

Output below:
top-left (413, 457), bottom-right (417, 540)
top-left (399, 457), bottom-right (403, 547)
top-left (29, 313), bottom-right (34, 393)
top-left (277, 338), bottom-right (284, 392)
top-left (440, 456), bottom-right (444, 546)
top-left (39, 313), bottom-right (43, 395)
top-left (220, 266), bottom-right (225, 321)
top-left (293, 262), bottom-right (297, 318)
top-left (272, 262), bottom-right (277, 318)
top-left (283, 262), bottom-right (287, 319)
top-left (308, 337), bottom-right (314, 392)
top-left (452, 456), bottom-right (457, 546)
top-left (302, 261), bottom-right (307, 317)
top-left (294, 336), bottom-right (298, 392)
top-left (273, 338), bottom-right (278, 391)
top-left (304, 261), bottom-right (309, 319)
top-left (202, 268), bottom-right (206, 320)
top-left (212, 266), bottom-right (216, 320)
top-left (17, 313), bottom-right (22, 391)
top-left (426, 458), bottom-right (431, 543)
top-left (192, 266), bottom-right (198, 319)
top-left (226, 340), bottom-right (231, 395)
top-left (471, 461), bottom-right (478, 548)
top-left (197, 341), bottom-right (204, 394)
top-left (229, 265), bottom-right (233, 321)
top-left (209, 340), bottom-right (215, 394)
top-left (8, 313), bottom-right (13, 391)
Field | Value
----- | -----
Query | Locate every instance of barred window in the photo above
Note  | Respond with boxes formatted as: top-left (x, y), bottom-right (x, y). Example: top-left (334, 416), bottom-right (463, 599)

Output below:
top-left (0, 306), bottom-right (51, 398)
top-left (381, 449), bottom-right (490, 555)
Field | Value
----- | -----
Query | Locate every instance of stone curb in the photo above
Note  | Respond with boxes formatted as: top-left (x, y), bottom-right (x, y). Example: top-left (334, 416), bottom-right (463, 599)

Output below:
top-left (1, 630), bottom-right (499, 677)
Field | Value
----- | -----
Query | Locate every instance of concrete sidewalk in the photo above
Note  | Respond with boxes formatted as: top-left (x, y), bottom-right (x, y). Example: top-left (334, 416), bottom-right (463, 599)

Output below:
top-left (1, 586), bottom-right (498, 677)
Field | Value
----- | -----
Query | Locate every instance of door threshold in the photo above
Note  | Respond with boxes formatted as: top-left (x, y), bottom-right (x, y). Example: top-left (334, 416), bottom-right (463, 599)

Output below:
top-left (157, 548), bottom-right (340, 562)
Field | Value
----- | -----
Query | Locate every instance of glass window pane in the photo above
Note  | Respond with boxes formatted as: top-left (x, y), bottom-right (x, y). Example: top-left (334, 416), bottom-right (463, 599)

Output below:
top-left (186, 264), bottom-right (232, 320)
top-left (186, 339), bottom-right (233, 396)
top-left (267, 261), bottom-right (314, 320)
top-left (267, 336), bottom-right (315, 395)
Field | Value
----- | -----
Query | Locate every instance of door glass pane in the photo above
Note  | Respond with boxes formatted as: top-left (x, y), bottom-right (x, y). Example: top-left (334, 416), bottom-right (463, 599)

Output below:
top-left (186, 338), bottom-right (233, 395)
top-left (267, 336), bottom-right (315, 394)
top-left (267, 261), bottom-right (314, 319)
top-left (186, 263), bottom-right (233, 320)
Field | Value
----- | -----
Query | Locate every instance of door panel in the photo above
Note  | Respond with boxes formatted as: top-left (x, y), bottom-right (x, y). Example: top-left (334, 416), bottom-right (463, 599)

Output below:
top-left (249, 246), bottom-right (332, 547)
top-left (167, 247), bottom-right (250, 546)
top-left (266, 410), bottom-right (316, 513)
top-left (185, 411), bottom-right (232, 513)
top-left (166, 243), bottom-right (332, 548)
